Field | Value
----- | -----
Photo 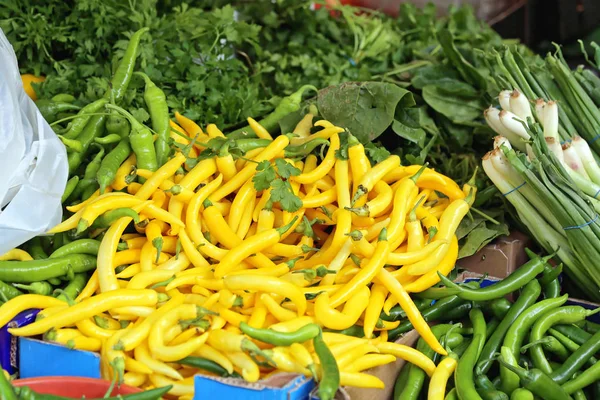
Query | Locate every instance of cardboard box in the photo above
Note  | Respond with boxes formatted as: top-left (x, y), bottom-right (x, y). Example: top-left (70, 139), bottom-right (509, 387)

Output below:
top-left (458, 231), bottom-right (531, 279)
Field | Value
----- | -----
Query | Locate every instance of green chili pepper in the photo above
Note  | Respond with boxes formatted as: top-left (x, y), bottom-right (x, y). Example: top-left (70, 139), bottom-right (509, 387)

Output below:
top-left (96, 137), bottom-right (132, 193)
top-left (284, 138), bottom-right (329, 158)
top-left (51, 94), bottom-right (76, 103)
top-left (0, 254), bottom-right (96, 283)
top-left (485, 298), bottom-right (513, 319)
top-left (445, 388), bottom-right (459, 400)
top-left (228, 85), bottom-right (317, 139)
top-left (553, 324), bottom-right (592, 345)
top-left (389, 283), bottom-right (479, 341)
top-left (95, 134), bottom-right (124, 145)
top-left (47, 278), bottom-right (62, 286)
top-left (177, 356), bottom-right (240, 378)
top-left (393, 360), bottom-right (411, 400)
top-left (235, 138), bottom-right (272, 153)
top-left (56, 273), bottom-right (88, 302)
top-left (576, 319), bottom-right (600, 334)
top-left (49, 239), bottom-right (101, 258)
top-left (485, 318), bottom-right (500, 340)
top-left (437, 253), bottom-right (551, 301)
top-left (549, 328), bottom-right (598, 367)
top-left (394, 324), bottom-right (454, 400)
top-left (26, 237), bottom-right (48, 260)
top-left (381, 298), bottom-right (431, 322)
top-left (0, 364), bottom-right (17, 400)
top-left (89, 208), bottom-right (141, 231)
top-left (71, 145), bottom-right (105, 200)
top-left (550, 329), bottom-right (600, 384)
top-left (61, 99), bottom-right (109, 140)
top-left (520, 336), bottom-right (570, 360)
top-left (67, 115), bottom-right (107, 174)
top-left (475, 373), bottom-right (509, 400)
top-left (510, 388), bottom-right (534, 400)
top-left (523, 248), bottom-right (562, 299)
top-left (562, 360), bottom-right (600, 394)
top-left (135, 72), bottom-right (170, 168)
top-left (240, 322), bottom-right (320, 346)
top-left (105, 27), bottom-right (149, 103)
top-left (57, 135), bottom-right (83, 152)
top-left (478, 279), bottom-right (541, 374)
top-left (13, 282), bottom-right (53, 296)
top-left (497, 358), bottom-right (571, 400)
top-left (500, 346), bottom-right (520, 395)
top-left (35, 99), bottom-right (81, 124)
top-left (323, 325), bottom-right (365, 338)
top-left (61, 176), bottom-right (79, 203)
top-left (529, 306), bottom-right (600, 374)
top-left (455, 309), bottom-right (486, 400)
top-left (106, 104), bottom-right (158, 174)
top-left (313, 329), bottom-right (339, 400)
top-left (105, 112), bottom-right (131, 139)
top-left (0, 280), bottom-right (23, 302)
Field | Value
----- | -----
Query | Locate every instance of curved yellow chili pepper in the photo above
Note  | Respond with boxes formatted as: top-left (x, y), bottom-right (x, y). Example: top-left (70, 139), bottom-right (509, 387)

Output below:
top-left (297, 209), bottom-right (352, 269)
top-left (300, 187), bottom-right (337, 208)
top-left (405, 196), bottom-right (470, 276)
top-left (335, 159), bottom-right (351, 208)
top-left (292, 112), bottom-right (314, 139)
top-left (202, 202), bottom-right (274, 269)
top-left (237, 197), bottom-right (256, 239)
top-left (178, 229), bottom-right (210, 269)
top-left (126, 270), bottom-right (173, 290)
top-left (376, 269), bottom-right (446, 356)
top-left (215, 304), bottom-right (250, 327)
top-left (48, 208), bottom-right (84, 233)
top-left (352, 155), bottom-right (400, 203)
top-left (363, 283), bottom-right (388, 339)
top-left (268, 347), bottom-right (309, 375)
top-left (74, 318), bottom-right (116, 340)
top-left (148, 304), bottom-right (209, 362)
top-left (404, 235), bottom-right (459, 293)
top-left (348, 354), bottom-right (396, 373)
top-left (289, 125), bottom-right (343, 146)
top-left (0, 295), bottom-right (65, 329)
top-left (214, 218), bottom-right (297, 278)
top-left (185, 174), bottom-right (226, 255)
top-left (348, 139), bottom-right (371, 190)
top-left (336, 343), bottom-right (379, 370)
top-left (111, 154), bottom-right (137, 191)
top-left (134, 340), bottom-right (183, 380)
top-left (223, 274), bottom-right (306, 317)
top-left (77, 196), bottom-right (144, 231)
top-left (318, 238), bottom-right (352, 286)
top-left (406, 201), bottom-right (426, 253)
top-left (329, 337), bottom-right (368, 355)
top-left (210, 135), bottom-right (290, 201)
top-left (291, 134), bottom-right (340, 184)
top-left (260, 293), bottom-right (296, 322)
top-left (428, 355), bottom-right (458, 400)
top-left (225, 351), bottom-right (260, 383)
top-left (338, 371), bottom-right (384, 389)
top-left (194, 344), bottom-right (234, 374)
top-left (328, 229), bottom-right (390, 308)
top-left (175, 111), bottom-right (207, 140)
top-left (0, 249), bottom-right (33, 261)
top-left (266, 317), bottom-right (316, 334)
top-left (376, 341), bottom-right (437, 376)
top-left (227, 179), bottom-right (256, 232)
top-left (134, 152), bottom-right (187, 200)
top-left (247, 117), bottom-right (273, 140)
top-left (123, 372), bottom-right (146, 388)
top-left (314, 286), bottom-right (370, 330)
top-left (66, 191), bottom-right (124, 214)
top-left (170, 121), bottom-right (198, 158)
top-left (9, 290), bottom-right (159, 337)
top-left (156, 253), bottom-right (191, 272)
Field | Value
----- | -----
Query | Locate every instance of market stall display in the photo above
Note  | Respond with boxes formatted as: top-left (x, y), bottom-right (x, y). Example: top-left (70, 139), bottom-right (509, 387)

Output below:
top-left (2, 1), bottom-right (600, 399)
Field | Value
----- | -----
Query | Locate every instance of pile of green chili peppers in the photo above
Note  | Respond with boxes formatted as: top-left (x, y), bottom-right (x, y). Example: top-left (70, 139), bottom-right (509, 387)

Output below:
top-left (391, 249), bottom-right (600, 400)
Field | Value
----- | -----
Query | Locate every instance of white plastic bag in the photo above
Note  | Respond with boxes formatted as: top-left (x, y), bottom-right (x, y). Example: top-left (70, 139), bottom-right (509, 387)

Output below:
top-left (0, 29), bottom-right (68, 254)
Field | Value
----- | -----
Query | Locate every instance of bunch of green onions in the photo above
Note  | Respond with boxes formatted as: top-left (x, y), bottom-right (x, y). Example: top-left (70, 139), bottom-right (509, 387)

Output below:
top-left (483, 89), bottom-right (600, 300)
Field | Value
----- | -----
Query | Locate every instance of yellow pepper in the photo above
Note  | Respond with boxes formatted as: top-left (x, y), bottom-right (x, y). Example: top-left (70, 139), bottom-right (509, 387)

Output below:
top-left (175, 111), bottom-right (207, 140)
top-left (363, 283), bottom-right (388, 339)
top-left (0, 295), bottom-right (65, 328)
top-left (75, 318), bottom-right (117, 340)
top-left (267, 347), bottom-right (309, 375)
top-left (194, 344), bottom-right (234, 374)
top-left (348, 136), bottom-right (371, 194)
top-left (290, 125), bottom-right (343, 146)
top-left (314, 286), bottom-right (370, 330)
top-left (224, 274), bottom-right (306, 316)
top-left (178, 229), bottom-right (210, 269)
top-left (376, 269), bottom-right (446, 356)
top-left (292, 112), bottom-right (314, 139)
top-left (328, 229), bottom-right (390, 308)
top-left (123, 372), bottom-right (146, 388)
top-left (352, 155), bottom-right (400, 205)
top-left (291, 134), bottom-right (340, 184)
top-left (148, 304), bottom-right (209, 362)
top-left (427, 354), bottom-right (458, 400)
top-left (134, 340), bottom-right (183, 380)
top-left (9, 290), bottom-right (159, 337)
top-left (225, 351), bottom-right (260, 383)
top-left (404, 235), bottom-right (459, 293)
top-left (289, 343), bottom-right (317, 377)
top-left (0, 249), bottom-right (33, 261)
top-left (269, 316), bottom-right (317, 333)
top-left (21, 74), bottom-right (45, 100)
top-left (338, 371), bottom-right (384, 389)
top-left (348, 354), bottom-right (396, 373)
top-left (247, 117), bottom-right (273, 140)
top-left (134, 152), bottom-right (187, 200)
top-left (336, 343), bottom-right (379, 370)
top-left (260, 293), bottom-right (297, 322)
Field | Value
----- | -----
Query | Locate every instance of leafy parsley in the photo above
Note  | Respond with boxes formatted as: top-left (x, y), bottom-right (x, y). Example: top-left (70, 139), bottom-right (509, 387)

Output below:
top-left (253, 158), bottom-right (302, 212)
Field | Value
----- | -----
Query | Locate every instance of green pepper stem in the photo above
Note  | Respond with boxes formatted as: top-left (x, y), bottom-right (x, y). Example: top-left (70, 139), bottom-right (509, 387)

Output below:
top-left (409, 163), bottom-right (429, 183)
top-left (285, 257), bottom-right (303, 269)
top-left (520, 338), bottom-right (551, 354)
top-left (378, 228), bottom-right (388, 242)
top-left (276, 216), bottom-right (299, 236)
top-left (344, 205), bottom-right (370, 217)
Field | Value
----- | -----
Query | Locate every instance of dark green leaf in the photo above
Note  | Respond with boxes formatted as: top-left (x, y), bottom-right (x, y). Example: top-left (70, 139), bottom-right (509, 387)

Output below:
top-left (317, 82), bottom-right (412, 143)
top-left (422, 85), bottom-right (485, 124)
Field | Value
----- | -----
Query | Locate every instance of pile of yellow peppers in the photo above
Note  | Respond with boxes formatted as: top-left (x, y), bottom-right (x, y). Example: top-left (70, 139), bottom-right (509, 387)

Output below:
top-left (0, 113), bottom-right (473, 398)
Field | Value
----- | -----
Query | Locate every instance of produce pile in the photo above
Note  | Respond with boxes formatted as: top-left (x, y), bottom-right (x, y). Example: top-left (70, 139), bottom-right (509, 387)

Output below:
top-left (3, 1), bottom-right (600, 399)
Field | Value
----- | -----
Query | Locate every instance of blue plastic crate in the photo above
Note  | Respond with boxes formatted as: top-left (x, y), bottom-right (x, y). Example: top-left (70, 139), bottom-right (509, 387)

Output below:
top-left (0, 309), bottom-right (39, 375)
